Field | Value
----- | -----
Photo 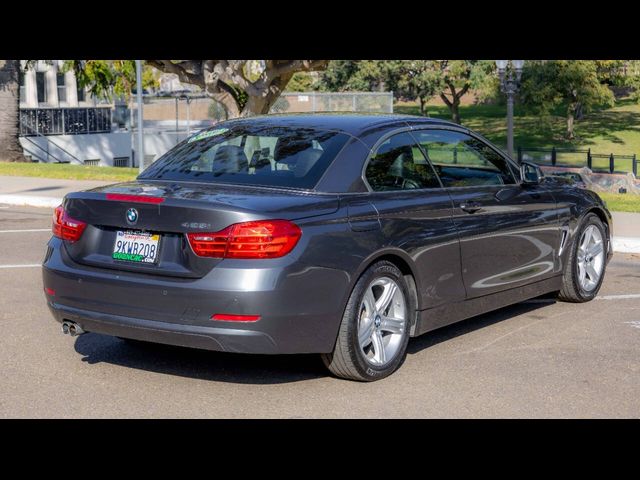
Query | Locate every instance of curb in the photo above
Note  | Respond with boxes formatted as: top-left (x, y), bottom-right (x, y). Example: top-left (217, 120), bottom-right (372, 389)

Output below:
top-left (612, 236), bottom-right (640, 254)
top-left (0, 194), bottom-right (61, 209)
top-left (2, 194), bottom-right (640, 254)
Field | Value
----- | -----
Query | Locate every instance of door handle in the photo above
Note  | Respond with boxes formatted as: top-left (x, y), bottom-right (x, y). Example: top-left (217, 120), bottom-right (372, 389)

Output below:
top-left (460, 202), bottom-right (482, 213)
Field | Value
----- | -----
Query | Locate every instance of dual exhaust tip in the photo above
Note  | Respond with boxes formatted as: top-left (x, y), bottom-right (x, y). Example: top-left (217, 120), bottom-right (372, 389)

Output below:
top-left (61, 321), bottom-right (85, 337)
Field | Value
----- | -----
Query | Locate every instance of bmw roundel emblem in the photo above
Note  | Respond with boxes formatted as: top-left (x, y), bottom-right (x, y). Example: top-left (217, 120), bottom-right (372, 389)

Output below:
top-left (126, 208), bottom-right (139, 225)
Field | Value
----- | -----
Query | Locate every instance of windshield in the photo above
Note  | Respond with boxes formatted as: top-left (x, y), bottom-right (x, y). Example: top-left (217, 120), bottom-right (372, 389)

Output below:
top-left (138, 124), bottom-right (350, 189)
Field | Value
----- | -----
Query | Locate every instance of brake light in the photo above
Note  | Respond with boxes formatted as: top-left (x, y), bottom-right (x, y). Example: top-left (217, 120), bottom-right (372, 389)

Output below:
top-left (105, 193), bottom-right (165, 204)
top-left (52, 205), bottom-right (87, 242)
top-left (211, 314), bottom-right (261, 322)
top-left (187, 220), bottom-right (301, 259)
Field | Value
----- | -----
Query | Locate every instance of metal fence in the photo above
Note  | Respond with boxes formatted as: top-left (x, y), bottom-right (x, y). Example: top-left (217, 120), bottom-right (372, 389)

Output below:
top-left (518, 146), bottom-right (638, 176)
top-left (270, 92), bottom-right (394, 114)
top-left (20, 107), bottom-right (112, 136)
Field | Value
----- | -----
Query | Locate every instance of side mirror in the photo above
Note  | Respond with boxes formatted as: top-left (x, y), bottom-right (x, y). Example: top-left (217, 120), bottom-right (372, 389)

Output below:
top-left (520, 162), bottom-right (541, 185)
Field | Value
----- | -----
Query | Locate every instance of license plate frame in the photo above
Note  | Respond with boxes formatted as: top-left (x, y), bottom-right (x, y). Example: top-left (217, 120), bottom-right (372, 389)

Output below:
top-left (112, 230), bottom-right (161, 264)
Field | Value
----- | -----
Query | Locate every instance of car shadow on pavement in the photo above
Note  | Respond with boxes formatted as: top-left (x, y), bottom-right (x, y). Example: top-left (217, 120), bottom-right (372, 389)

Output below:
top-left (73, 333), bottom-right (327, 385)
top-left (72, 298), bottom-right (555, 384)
top-left (407, 299), bottom-right (556, 355)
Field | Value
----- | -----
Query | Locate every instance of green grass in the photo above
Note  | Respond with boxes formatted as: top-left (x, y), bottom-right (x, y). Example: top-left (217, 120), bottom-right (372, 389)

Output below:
top-left (395, 98), bottom-right (640, 173)
top-left (598, 192), bottom-right (640, 213)
top-left (0, 162), bottom-right (138, 182)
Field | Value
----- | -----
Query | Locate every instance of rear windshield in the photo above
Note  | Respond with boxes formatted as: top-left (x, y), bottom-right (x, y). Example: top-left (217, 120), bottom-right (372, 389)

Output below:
top-left (138, 124), bottom-right (350, 189)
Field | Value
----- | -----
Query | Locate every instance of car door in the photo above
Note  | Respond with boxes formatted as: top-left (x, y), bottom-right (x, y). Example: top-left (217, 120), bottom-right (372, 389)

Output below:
top-left (362, 130), bottom-right (466, 311)
top-left (411, 128), bottom-right (560, 299)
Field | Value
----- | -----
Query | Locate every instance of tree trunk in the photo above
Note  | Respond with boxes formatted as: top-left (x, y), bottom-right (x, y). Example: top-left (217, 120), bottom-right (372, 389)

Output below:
top-left (451, 99), bottom-right (461, 124)
top-left (0, 60), bottom-right (26, 162)
top-left (439, 91), bottom-right (462, 124)
top-left (419, 96), bottom-right (426, 116)
top-left (211, 91), bottom-right (240, 119)
top-left (566, 104), bottom-right (576, 140)
top-left (240, 72), bottom-right (295, 117)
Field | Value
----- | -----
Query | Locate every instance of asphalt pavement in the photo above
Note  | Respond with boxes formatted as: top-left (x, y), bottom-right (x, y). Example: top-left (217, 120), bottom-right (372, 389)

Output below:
top-left (1, 204), bottom-right (639, 418)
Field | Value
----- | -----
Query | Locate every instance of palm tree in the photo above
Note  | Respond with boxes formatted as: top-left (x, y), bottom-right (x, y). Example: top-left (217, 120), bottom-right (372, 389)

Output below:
top-left (0, 60), bottom-right (26, 162)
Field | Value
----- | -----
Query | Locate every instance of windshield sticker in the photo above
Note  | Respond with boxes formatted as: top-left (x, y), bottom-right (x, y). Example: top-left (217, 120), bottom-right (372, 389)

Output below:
top-left (187, 128), bottom-right (229, 143)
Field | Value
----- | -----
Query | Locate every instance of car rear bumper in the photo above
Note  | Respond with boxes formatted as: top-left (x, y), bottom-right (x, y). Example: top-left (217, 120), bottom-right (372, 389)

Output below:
top-left (46, 301), bottom-right (281, 353)
top-left (42, 238), bottom-right (349, 354)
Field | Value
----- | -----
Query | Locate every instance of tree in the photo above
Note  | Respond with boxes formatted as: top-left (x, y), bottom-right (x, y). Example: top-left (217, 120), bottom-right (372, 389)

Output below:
top-left (285, 71), bottom-right (317, 92)
top-left (317, 60), bottom-right (388, 92)
top-left (65, 60), bottom-right (159, 100)
top-left (433, 60), bottom-right (495, 124)
top-left (70, 60), bottom-right (328, 118)
top-left (0, 60), bottom-right (26, 162)
top-left (389, 61), bottom-right (441, 115)
top-left (146, 60), bottom-right (328, 118)
top-left (519, 60), bottom-right (615, 139)
top-left (316, 60), bottom-right (494, 123)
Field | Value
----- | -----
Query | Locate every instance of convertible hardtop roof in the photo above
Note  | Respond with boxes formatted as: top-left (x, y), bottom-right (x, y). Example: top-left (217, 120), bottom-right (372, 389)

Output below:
top-left (212, 113), bottom-right (458, 138)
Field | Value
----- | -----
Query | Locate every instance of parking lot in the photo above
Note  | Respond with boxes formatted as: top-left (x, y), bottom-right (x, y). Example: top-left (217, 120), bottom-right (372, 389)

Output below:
top-left (1, 204), bottom-right (639, 418)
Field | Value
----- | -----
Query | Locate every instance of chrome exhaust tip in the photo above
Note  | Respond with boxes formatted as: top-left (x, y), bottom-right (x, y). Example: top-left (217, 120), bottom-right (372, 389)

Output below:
top-left (63, 321), bottom-right (85, 337)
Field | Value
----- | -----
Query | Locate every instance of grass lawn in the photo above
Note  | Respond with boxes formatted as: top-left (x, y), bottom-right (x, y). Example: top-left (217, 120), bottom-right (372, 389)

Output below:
top-left (598, 192), bottom-right (640, 213)
top-left (395, 98), bottom-right (640, 173)
top-left (0, 162), bottom-right (138, 182)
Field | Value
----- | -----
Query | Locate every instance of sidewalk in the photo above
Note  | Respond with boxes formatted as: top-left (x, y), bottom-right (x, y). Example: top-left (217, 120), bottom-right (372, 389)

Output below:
top-left (1, 175), bottom-right (639, 252)
top-left (0, 175), bottom-right (113, 208)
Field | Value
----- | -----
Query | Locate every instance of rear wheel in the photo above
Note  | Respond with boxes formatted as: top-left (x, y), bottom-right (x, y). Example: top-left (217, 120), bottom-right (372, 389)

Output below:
top-left (322, 260), bottom-right (412, 381)
top-left (557, 213), bottom-right (607, 302)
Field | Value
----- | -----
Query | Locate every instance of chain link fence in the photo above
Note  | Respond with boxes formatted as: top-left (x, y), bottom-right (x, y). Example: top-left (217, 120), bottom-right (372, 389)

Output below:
top-left (270, 92), bottom-right (394, 114)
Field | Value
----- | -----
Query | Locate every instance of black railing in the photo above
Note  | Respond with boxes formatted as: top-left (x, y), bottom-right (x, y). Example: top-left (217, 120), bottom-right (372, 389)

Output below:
top-left (113, 157), bottom-right (130, 168)
top-left (19, 107), bottom-right (112, 136)
top-left (517, 146), bottom-right (637, 176)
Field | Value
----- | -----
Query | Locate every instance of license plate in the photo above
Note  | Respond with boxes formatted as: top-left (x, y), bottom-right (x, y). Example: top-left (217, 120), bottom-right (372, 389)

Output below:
top-left (112, 231), bottom-right (160, 264)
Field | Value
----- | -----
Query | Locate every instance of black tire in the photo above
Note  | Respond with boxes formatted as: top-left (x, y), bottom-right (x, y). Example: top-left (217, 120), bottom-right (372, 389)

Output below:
top-left (321, 260), bottom-right (413, 381)
top-left (557, 213), bottom-right (607, 303)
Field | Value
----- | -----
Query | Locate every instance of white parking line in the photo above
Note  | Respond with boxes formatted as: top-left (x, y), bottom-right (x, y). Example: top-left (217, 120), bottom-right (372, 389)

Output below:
top-left (0, 264), bottom-right (41, 269)
top-left (0, 229), bottom-right (50, 233)
top-left (596, 294), bottom-right (640, 300)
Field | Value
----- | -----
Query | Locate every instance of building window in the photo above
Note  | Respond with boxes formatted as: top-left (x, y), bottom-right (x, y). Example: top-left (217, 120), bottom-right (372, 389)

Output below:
top-left (57, 73), bottom-right (66, 103)
top-left (19, 71), bottom-right (26, 102)
top-left (77, 84), bottom-right (86, 102)
top-left (36, 72), bottom-right (46, 104)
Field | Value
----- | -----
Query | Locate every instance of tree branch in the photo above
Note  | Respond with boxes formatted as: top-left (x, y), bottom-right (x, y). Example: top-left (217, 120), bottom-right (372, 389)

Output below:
top-left (146, 60), bottom-right (204, 88)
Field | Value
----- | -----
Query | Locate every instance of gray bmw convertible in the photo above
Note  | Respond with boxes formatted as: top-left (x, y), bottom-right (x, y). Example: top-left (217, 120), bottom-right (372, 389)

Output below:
top-left (43, 114), bottom-right (612, 381)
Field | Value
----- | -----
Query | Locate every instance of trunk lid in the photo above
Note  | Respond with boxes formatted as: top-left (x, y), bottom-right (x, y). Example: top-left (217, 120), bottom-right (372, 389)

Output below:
top-left (61, 180), bottom-right (339, 278)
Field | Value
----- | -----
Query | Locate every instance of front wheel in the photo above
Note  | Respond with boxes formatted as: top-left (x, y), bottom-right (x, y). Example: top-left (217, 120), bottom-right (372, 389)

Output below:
top-left (557, 213), bottom-right (607, 302)
top-left (321, 260), bottom-right (413, 381)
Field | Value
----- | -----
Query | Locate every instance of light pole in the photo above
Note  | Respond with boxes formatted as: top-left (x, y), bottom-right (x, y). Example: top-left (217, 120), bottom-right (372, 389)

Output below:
top-left (135, 60), bottom-right (145, 173)
top-left (179, 94), bottom-right (192, 136)
top-left (496, 60), bottom-right (524, 159)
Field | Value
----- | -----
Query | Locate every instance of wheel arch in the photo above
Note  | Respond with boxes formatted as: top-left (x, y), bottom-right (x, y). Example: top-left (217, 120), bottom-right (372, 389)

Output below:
top-left (581, 205), bottom-right (612, 249)
top-left (349, 249), bottom-right (422, 331)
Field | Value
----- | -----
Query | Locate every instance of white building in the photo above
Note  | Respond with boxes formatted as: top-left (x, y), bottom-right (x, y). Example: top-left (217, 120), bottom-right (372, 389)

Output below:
top-left (18, 60), bottom-right (132, 167)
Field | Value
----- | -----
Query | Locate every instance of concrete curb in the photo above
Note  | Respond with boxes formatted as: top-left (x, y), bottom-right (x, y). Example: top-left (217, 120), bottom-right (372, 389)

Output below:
top-left (612, 236), bottom-right (640, 254)
top-left (2, 193), bottom-right (640, 254)
top-left (0, 194), bottom-right (61, 209)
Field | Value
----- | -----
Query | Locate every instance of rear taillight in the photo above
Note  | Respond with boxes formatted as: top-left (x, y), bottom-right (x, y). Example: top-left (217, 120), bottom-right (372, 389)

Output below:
top-left (187, 220), bottom-right (302, 259)
top-left (52, 205), bottom-right (87, 242)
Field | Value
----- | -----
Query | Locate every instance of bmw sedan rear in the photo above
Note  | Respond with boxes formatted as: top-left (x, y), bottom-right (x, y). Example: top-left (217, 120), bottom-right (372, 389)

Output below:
top-left (43, 120), bottom-right (355, 355)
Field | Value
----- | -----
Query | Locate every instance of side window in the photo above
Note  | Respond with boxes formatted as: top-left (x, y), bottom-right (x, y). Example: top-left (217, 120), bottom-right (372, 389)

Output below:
top-left (365, 132), bottom-right (441, 191)
top-left (413, 130), bottom-right (516, 188)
